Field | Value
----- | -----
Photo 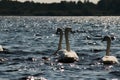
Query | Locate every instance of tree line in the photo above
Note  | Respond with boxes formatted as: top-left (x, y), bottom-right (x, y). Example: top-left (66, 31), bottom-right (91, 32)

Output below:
top-left (0, 0), bottom-right (120, 16)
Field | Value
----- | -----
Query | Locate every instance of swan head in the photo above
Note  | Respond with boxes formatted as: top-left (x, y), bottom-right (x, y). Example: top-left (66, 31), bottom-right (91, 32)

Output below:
top-left (102, 36), bottom-right (111, 42)
top-left (65, 27), bottom-right (72, 32)
top-left (56, 28), bottom-right (63, 34)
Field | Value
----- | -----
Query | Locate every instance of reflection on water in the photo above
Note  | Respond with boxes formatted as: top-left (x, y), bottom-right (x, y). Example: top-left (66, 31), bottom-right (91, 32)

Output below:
top-left (0, 16), bottom-right (120, 80)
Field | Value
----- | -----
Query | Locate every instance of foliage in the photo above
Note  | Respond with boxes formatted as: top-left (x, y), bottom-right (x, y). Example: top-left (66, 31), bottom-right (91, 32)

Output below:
top-left (0, 0), bottom-right (120, 16)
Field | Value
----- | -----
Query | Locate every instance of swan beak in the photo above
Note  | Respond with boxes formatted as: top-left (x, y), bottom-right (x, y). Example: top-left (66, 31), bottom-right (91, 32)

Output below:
top-left (70, 30), bottom-right (74, 34)
top-left (56, 28), bottom-right (61, 34)
top-left (102, 37), bottom-right (106, 42)
top-left (101, 39), bottom-right (104, 42)
top-left (56, 31), bottom-right (59, 35)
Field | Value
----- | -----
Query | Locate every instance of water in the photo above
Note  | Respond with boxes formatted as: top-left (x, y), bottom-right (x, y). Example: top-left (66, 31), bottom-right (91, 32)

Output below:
top-left (0, 16), bottom-right (120, 80)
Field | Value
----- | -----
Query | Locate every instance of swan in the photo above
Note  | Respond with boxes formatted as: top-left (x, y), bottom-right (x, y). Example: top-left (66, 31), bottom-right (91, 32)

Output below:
top-left (42, 28), bottom-right (63, 61)
top-left (57, 28), bottom-right (79, 63)
top-left (56, 28), bottom-right (63, 51)
top-left (53, 28), bottom-right (63, 55)
top-left (0, 45), bottom-right (3, 51)
top-left (102, 36), bottom-right (119, 64)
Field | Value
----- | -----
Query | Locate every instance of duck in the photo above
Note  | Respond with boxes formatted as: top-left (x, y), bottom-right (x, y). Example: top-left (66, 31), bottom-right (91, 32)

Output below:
top-left (102, 36), bottom-right (119, 64)
top-left (57, 28), bottom-right (79, 63)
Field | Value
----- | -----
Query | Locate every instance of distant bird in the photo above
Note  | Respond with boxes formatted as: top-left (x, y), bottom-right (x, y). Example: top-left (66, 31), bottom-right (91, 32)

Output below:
top-left (102, 36), bottom-right (119, 64)
top-left (57, 28), bottom-right (79, 63)
top-left (0, 45), bottom-right (3, 52)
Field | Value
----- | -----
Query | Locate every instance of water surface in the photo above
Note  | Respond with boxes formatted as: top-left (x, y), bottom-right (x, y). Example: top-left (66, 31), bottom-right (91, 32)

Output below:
top-left (0, 16), bottom-right (120, 80)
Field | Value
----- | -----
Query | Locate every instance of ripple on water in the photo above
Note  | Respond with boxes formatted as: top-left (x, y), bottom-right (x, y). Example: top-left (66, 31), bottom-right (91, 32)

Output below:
top-left (0, 16), bottom-right (120, 80)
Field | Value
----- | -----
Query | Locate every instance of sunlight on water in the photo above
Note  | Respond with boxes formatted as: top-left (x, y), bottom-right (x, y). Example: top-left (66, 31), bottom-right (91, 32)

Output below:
top-left (0, 16), bottom-right (120, 80)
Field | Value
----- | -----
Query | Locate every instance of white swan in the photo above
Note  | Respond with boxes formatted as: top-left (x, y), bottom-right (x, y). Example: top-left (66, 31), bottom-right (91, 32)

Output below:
top-left (42, 28), bottom-right (63, 61)
top-left (57, 28), bottom-right (63, 50)
top-left (57, 28), bottom-right (79, 63)
top-left (0, 45), bottom-right (3, 51)
top-left (102, 36), bottom-right (119, 64)
top-left (53, 28), bottom-right (63, 55)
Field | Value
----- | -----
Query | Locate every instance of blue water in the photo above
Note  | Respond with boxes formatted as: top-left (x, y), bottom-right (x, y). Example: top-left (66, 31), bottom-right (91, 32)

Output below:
top-left (0, 16), bottom-right (120, 80)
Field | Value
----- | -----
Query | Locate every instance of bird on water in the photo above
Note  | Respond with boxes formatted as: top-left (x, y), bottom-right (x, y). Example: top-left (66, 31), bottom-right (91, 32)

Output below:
top-left (102, 36), bottom-right (119, 64)
top-left (56, 28), bottom-right (79, 63)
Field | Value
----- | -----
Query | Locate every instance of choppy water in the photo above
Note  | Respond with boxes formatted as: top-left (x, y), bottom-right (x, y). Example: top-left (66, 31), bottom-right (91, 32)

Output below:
top-left (0, 16), bottom-right (120, 80)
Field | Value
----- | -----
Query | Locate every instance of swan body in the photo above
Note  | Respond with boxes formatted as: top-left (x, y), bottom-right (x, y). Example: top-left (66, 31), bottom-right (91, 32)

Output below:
top-left (102, 36), bottom-right (119, 64)
top-left (102, 56), bottom-right (119, 64)
top-left (57, 49), bottom-right (79, 63)
top-left (56, 28), bottom-right (79, 63)
top-left (0, 45), bottom-right (3, 51)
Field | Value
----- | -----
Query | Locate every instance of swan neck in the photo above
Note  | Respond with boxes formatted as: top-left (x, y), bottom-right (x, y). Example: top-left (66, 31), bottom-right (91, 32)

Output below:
top-left (58, 31), bottom-right (63, 50)
top-left (65, 30), bottom-right (70, 52)
top-left (106, 38), bottom-right (111, 56)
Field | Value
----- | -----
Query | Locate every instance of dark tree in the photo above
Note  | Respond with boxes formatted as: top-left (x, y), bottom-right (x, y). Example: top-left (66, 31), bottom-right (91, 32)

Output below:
top-left (0, 0), bottom-right (120, 16)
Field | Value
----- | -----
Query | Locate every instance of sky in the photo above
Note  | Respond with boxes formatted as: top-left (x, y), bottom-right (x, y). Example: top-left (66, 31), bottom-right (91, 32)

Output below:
top-left (17, 0), bottom-right (99, 4)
